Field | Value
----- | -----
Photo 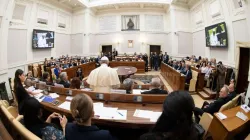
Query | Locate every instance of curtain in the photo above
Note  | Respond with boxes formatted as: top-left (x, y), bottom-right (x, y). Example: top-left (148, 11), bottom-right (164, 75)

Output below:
top-left (121, 15), bottom-right (140, 30)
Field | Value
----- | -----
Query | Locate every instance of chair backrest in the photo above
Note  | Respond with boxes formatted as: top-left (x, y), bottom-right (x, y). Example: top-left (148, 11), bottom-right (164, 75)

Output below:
top-left (191, 70), bottom-right (199, 80)
top-left (219, 101), bottom-right (232, 112)
top-left (12, 119), bottom-right (41, 140)
top-left (199, 113), bottom-right (213, 139)
top-left (231, 95), bottom-right (240, 107)
top-left (7, 106), bottom-right (18, 118)
top-left (0, 100), bottom-right (10, 108)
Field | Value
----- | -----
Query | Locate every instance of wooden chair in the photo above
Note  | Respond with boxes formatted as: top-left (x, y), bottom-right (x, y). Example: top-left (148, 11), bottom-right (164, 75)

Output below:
top-left (231, 95), bottom-right (240, 107)
top-left (0, 105), bottom-right (15, 132)
top-left (189, 70), bottom-right (198, 92)
top-left (11, 119), bottom-right (41, 140)
top-left (7, 106), bottom-right (18, 118)
top-left (33, 63), bottom-right (39, 78)
top-left (219, 101), bottom-right (232, 112)
top-left (199, 113), bottom-right (213, 139)
top-left (0, 100), bottom-right (10, 108)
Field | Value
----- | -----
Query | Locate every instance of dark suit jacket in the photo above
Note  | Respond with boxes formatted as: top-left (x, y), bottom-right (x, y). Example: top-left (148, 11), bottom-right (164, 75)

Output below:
top-left (66, 123), bottom-right (115, 140)
top-left (185, 70), bottom-right (192, 84)
top-left (203, 97), bottom-right (230, 115)
top-left (59, 80), bottom-right (70, 88)
top-left (228, 91), bottom-right (237, 100)
top-left (142, 88), bottom-right (168, 94)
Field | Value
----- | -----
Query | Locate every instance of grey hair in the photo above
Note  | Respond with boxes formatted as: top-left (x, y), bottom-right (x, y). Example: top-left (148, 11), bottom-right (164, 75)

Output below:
top-left (60, 72), bottom-right (67, 80)
top-left (123, 78), bottom-right (134, 90)
top-left (151, 77), bottom-right (161, 88)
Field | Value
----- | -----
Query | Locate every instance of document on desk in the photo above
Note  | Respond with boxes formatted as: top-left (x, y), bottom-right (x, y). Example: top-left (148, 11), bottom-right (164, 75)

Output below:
top-left (94, 107), bottom-right (118, 118)
top-left (134, 109), bottom-right (162, 121)
top-left (33, 93), bottom-right (45, 102)
top-left (150, 112), bottom-right (162, 122)
top-left (49, 93), bottom-right (59, 99)
top-left (58, 101), bottom-right (71, 111)
top-left (33, 89), bottom-right (43, 94)
top-left (133, 89), bottom-right (149, 94)
top-left (133, 109), bottom-right (154, 119)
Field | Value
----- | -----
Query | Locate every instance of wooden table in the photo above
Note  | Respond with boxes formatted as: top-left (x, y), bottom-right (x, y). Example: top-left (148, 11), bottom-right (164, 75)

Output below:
top-left (109, 61), bottom-right (145, 73)
top-left (160, 62), bottom-right (186, 91)
top-left (114, 66), bottom-right (137, 76)
top-left (41, 95), bottom-right (162, 129)
top-left (208, 106), bottom-right (250, 140)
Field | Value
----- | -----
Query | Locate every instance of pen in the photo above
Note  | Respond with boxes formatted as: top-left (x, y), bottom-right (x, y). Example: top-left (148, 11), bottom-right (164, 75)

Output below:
top-left (117, 111), bottom-right (123, 116)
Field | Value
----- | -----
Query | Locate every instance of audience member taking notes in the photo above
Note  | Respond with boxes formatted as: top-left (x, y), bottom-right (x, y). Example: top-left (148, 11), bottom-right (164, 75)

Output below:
top-left (66, 94), bottom-right (116, 140)
top-left (23, 98), bottom-right (67, 139)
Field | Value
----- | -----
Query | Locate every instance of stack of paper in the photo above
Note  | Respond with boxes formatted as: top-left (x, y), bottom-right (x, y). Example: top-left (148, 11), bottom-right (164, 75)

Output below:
top-left (93, 102), bottom-right (127, 120)
top-left (58, 101), bottom-right (71, 111)
top-left (66, 96), bottom-right (73, 101)
top-left (33, 89), bottom-right (43, 94)
top-left (132, 89), bottom-right (150, 95)
top-left (81, 88), bottom-right (92, 91)
top-left (27, 86), bottom-right (35, 92)
top-left (33, 93), bottom-right (45, 102)
top-left (49, 93), bottom-right (60, 98)
top-left (133, 109), bottom-right (162, 122)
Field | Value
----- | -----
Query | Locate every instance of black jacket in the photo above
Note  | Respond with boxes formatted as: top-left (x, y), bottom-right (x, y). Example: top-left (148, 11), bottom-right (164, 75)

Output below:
top-left (66, 123), bottom-right (115, 140)
top-left (59, 80), bottom-right (70, 88)
top-left (142, 88), bottom-right (168, 94)
top-left (185, 70), bottom-right (192, 84)
top-left (203, 97), bottom-right (230, 115)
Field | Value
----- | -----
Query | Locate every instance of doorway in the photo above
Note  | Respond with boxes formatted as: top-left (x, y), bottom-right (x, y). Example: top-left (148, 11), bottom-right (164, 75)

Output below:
top-left (150, 45), bottom-right (161, 55)
top-left (102, 45), bottom-right (112, 55)
top-left (236, 48), bottom-right (250, 93)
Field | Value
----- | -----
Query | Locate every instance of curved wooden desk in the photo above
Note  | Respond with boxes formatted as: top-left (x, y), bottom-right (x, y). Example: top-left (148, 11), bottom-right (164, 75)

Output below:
top-left (160, 62), bottom-right (186, 90)
top-left (41, 95), bottom-right (162, 128)
top-left (33, 83), bottom-right (166, 128)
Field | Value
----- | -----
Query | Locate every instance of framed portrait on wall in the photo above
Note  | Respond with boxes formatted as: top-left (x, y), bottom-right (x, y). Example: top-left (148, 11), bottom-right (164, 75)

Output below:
top-left (128, 40), bottom-right (133, 48)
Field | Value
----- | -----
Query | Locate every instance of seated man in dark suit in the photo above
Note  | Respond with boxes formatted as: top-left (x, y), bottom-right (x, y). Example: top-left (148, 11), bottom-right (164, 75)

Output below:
top-left (228, 83), bottom-right (237, 100)
top-left (183, 64), bottom-right (192, 84)
top-left (58, 72), bottom-right (70, 88)
top-left (66, 94), bottom-right (116, 140)
top-left (193, 85), bottom-right (230, 123)
top-left (142, 77), bottom-right (168, 94)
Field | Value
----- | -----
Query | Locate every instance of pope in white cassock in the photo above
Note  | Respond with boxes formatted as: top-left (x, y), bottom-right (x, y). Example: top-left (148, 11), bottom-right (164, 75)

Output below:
top-left (38, 35), bottom-right (47, 48)
top-left (87, 56), bottom-right (120, 93)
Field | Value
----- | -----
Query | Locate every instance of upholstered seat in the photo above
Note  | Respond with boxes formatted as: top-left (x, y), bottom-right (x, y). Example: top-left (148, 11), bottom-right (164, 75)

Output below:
top-left (199, 113), bottom-right (213, 139)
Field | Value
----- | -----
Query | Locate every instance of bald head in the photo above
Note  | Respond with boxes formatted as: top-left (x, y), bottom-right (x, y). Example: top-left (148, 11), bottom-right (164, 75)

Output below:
top-left (228, 84), bottom-right (235, 92)
top-left (151, 77), bottom-right (161, 89)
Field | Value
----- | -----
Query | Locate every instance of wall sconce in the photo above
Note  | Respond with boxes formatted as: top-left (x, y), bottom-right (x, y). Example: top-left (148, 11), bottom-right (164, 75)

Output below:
top-left (141, 42), bottom-right (145, 45)
top-left (238, 0), bottom-right (243, 7)
top-left (117, 42), bottom-right (120, 45)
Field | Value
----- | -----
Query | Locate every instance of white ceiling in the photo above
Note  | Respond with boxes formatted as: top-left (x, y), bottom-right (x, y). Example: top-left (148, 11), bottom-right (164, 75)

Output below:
top-left (49, 0), bottom-right (199, 11)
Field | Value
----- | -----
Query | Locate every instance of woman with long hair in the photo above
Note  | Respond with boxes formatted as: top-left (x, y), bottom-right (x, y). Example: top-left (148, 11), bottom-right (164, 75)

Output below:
top-left (140, 91), bottom-right (199, 140)
top-left (14, 69), bottom-right (38, 115)
top-left (23, 98), bottom-right (67, 139)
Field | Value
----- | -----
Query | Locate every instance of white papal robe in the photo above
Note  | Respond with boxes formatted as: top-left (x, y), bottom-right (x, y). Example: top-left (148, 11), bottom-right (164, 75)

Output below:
top-left (87, 64), bottom-right (120, 93)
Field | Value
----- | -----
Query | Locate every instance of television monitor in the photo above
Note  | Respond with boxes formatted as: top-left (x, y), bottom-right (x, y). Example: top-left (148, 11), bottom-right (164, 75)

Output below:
top-left (32, 29), bottom-right (54, 49)
top-left (205, 22), bottom-right (228, 48)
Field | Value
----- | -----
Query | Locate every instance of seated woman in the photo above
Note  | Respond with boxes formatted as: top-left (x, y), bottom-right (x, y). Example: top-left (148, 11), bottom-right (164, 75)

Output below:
top-left (23, 98), bottom-right (67, 139)
top-left (76, 67), bottom-right (83, 80)
top-left (14, 69), bottom-right (39, 115)
top-left (200, 62), bottom-right (208, 73)
top-left (70, 77), bottom-right (81, 89)
top-left (123, 78), bottom-right (134, 94)
top-left (66, 94), bottom-right (115, 140)
top-left (140, 91), bottom-right (199, 140)
top-left (41, 72), bottom-right (53, 85)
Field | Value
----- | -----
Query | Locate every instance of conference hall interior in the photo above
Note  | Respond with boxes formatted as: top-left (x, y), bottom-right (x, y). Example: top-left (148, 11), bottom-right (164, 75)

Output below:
top-left (0, 0), bottom-right (250, 139)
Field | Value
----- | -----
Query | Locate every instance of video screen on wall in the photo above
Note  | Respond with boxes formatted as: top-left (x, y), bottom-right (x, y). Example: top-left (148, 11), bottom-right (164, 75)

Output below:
top-left (32, 29), bottom-right (54, 49)
top-left (205, 22), bottom-right (228, 48)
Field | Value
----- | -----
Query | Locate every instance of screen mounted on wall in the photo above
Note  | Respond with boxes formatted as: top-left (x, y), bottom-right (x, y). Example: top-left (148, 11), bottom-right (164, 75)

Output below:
top-left (32, 29), bottom-right (55, 49)
top-left (205, 22), bottom-right (228, 48)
